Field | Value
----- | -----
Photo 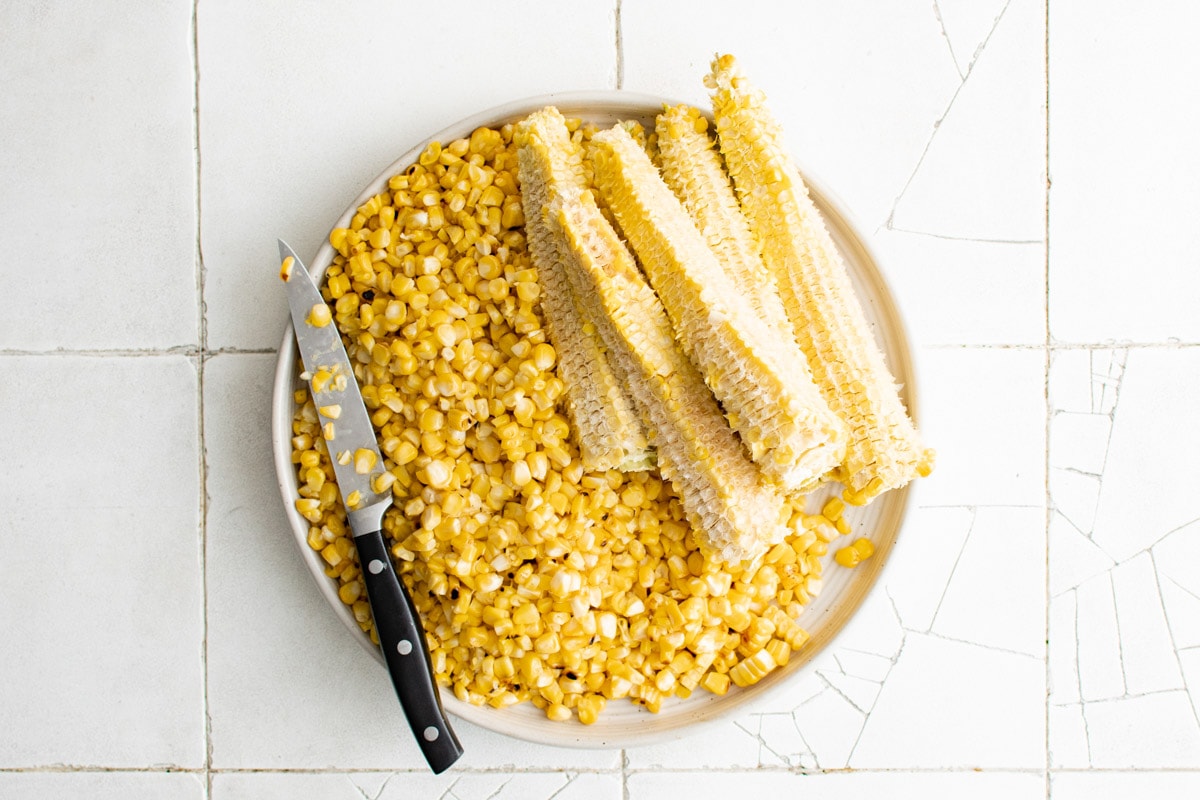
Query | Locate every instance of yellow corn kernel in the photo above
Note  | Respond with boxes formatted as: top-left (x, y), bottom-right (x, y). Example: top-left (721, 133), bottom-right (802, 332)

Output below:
top-left (834, 545), bottom-right (861, 569)
top-left (307, 302), bottom-right (333, 328)
top-left (546, 703), bottom-right (571, 722)
top-left (279, 256), bottom-right (294, 281)
top-left (853, 537), bottom-right (875, 559)
top-left (765, 638), bottom-right (791, 667)
top-left (576, 694), bottom-right (606, 725)
top-left (345, 490), bottom-right (363, 509)
top-left (354, 448), bottom-right (377, 475)
top-left (730, 648), bottom-right (777, 688)
top-left (700, 671), bottom-right (730, 696)
top-left (318, 404), bottom-right (342, 419)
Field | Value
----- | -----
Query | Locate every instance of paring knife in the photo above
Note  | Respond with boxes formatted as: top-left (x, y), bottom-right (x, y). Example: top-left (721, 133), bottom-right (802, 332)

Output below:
top-left (278, 240), bottom-right (463, 774)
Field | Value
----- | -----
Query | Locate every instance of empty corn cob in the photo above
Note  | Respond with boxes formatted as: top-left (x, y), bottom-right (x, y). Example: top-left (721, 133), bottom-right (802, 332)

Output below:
top-left (550, 187), bottom-right (790, 562)
top-left (589, 125), bottom-right (846, 493)
top-left (709, 54), bottom-right (933, 501)
top-left (515, 108), bottom-right (653, 472)
top-left (655, 104), bottom-right (794, 347)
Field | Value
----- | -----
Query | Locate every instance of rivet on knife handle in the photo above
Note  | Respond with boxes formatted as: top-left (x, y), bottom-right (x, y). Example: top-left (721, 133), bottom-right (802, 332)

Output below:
top-left (278, 239), bottom-right (463, 773)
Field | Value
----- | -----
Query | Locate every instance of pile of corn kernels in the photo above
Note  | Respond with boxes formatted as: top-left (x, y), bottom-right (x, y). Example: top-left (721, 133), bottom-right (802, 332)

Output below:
top-left (290, 121), bottom-right (844, 724)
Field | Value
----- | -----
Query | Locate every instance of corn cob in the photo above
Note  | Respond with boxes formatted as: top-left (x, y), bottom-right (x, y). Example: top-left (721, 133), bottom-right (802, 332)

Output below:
top-left (655, 104), bottom-right (795, 347)
top-left (549, 187), bottom-right (790, 562)
top-left (515, 108), bottom-right (653, 472)
top-left (589, 125), bottom-right (846, 493)
top-left (709, 54), bottom-right (933, 501)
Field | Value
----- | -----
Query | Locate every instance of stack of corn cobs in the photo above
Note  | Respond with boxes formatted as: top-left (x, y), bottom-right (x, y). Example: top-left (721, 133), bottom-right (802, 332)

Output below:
top-left (517, 54), bottom-right (933, 564)
top-left (295, 54), bottom-right (933, 724)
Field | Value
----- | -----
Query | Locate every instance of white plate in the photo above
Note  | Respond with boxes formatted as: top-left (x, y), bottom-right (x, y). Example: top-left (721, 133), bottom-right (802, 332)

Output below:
top-left (271, 91), bottom-right (921, 748)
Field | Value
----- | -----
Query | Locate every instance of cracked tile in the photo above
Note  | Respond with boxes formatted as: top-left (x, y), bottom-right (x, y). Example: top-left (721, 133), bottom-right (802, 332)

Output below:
top-left (1091, 349), bottom-right (1200, 562)
top-left (833, 649), bottom-right (895, 684)
top-left (873, 232), bottom-right (1044, 347)
top-left (1049, 468), bottom-right (1101, 540)
top-left (1052, 772), bottom-right (1200, 800)
top-left (849, 632), bottom-right (1044, 768)
top-left (1084, 691), bottom-right (1200, 768)
top-left (1111, 553), bottom-right (1183, 694)
top-left (1050, 0), bottom-right (1200, 341)
top-left (1050, 412), bottom-right (1112, 475)
top-left (891, 0), bottom-right (1044, 241)
top-left (793, 685), bottom-right (866, 769)
top-left (756, 714), bottom-right (812, 768)
top-left (1049, 591), bottom-right (1079, 705)
top-left (629, 771), bottom-right (1043, 799)
top-left (931, 506), bottom-right (1045, 657)
top-left (1075, 571), bottom-right (1124, 702)
top-left (1048, 703), bottom-right (1090, 768)
top-left (622, 0), bottom-right (960, 229)
top-left (211, 772), bottom-right (619, 800)
top-left (623, 715), bottom-right (763, 770)
top-left (1048, 512), bottom-right (1114, 596)
top-left (1180, 649), bottom-right (1200, 725)
top-left (936, 0), bottom-right (1012, 76)
top-left (884, 507), bottom-right (974, 631)
top-left (1152, 518), bottom-right (1200, 598)
top-left (817, 669), bottom-right (882, 714)
top-left (1158, 576), bottom-right (1200, 650)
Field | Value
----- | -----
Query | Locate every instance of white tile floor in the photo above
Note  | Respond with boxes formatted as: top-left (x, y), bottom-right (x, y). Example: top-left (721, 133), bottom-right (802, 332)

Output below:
top-left (2, 0), bottom-right (1198, 797)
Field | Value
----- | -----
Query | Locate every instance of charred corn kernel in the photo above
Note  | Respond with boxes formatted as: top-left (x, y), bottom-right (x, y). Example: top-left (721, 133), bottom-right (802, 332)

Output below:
top-left (700, 670), bottom-right (731, 696)
top-left (552, 184), bottom-right (788, 563)
top-left (353, 448), bottom-right (377, 475)
top-left (307, 302), bottom-right (333, 328)
top-left (589, 124), bottom-right (845, 493)
top-left (710, 54), bottom-right (932, 499)
top-left (514, 108), bottom-right (652, 472)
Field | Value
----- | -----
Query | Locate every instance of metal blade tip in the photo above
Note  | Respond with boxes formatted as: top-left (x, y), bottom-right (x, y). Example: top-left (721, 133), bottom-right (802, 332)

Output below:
top-left (277, 239), bottom-right (297, 263)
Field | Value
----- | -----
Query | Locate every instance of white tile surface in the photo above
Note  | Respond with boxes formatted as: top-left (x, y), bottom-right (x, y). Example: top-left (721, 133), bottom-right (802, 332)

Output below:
top-left (211, 771), bottom-right (621, 800)
top-left (1052, 771), bottom-right (1200, 800)
top-left (1049, 0), bottom-right (1200, 343)
top-left (9, 0), bottom-right (1200, 792)
top-left (0, 772), bottom-right (204, 800)
top-left (198, 0), bottom-right (618, 351)
top-left (629, 770), bottom-right (1045, 800)
top-left (0, 355), bottom-right (204, 768)
top-left (0, 1), bottom-right (198, 351)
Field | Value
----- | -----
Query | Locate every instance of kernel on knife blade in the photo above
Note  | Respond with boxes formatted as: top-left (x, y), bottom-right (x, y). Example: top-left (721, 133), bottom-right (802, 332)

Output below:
top-left (278, 239), bottom-right (390, 532)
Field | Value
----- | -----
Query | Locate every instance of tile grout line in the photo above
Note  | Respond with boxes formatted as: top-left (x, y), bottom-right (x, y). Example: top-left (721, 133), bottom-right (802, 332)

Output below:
top-left (1043, 0), bottom-right (1052, 795)
top-left (189, 2), bottom-right (214, 797)
top-left (614, 0), bottom-right (624, 91)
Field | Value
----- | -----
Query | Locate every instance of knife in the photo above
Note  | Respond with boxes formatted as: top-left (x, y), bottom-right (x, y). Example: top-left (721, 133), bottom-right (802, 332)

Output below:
top-left (278, 240), bottom-right (464, 774)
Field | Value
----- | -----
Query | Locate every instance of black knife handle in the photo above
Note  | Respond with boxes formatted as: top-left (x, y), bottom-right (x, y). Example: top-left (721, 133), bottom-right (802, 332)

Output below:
top-left (355, 529), bottom-right (464, 773)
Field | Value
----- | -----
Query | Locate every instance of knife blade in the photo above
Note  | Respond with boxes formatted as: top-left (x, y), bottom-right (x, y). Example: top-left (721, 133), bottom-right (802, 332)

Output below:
top-left (278, 239), bottom-right (463, 774)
